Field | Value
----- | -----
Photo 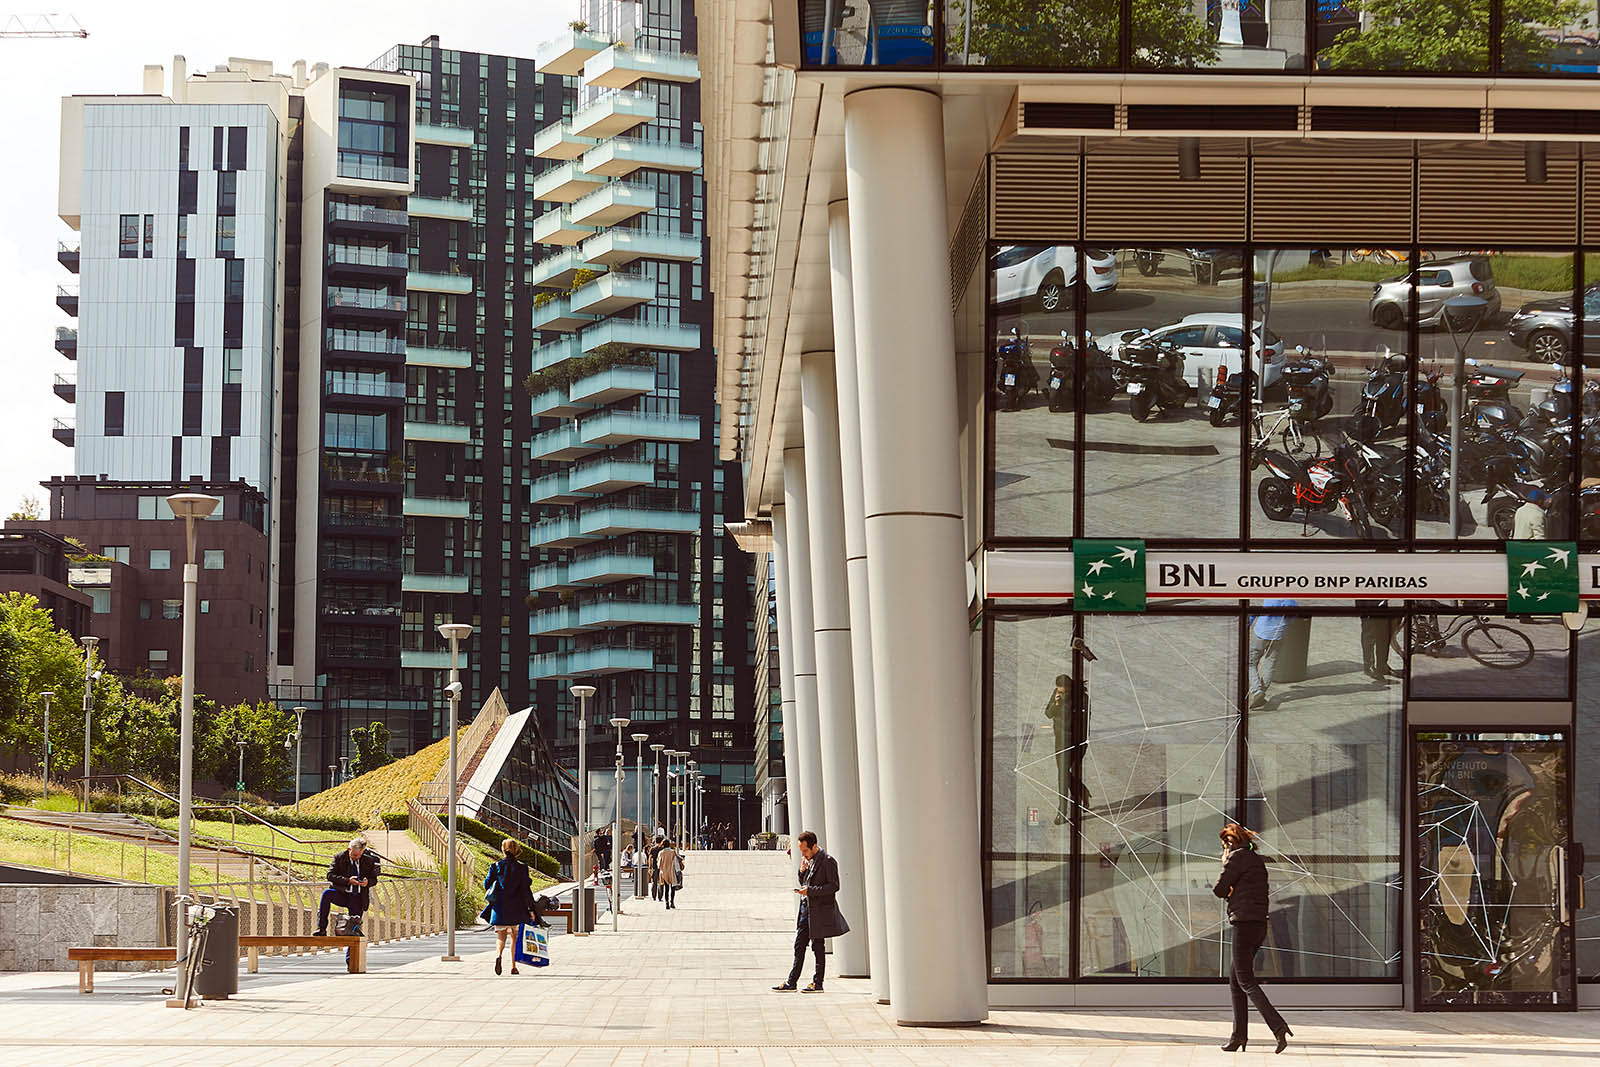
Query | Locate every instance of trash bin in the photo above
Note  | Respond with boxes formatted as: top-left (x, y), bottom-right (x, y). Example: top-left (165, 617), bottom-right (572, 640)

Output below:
top-left (571, 886), bottom-right (598, 933)
top-left (191, 903), bottom-right (238, 1000)
top-left (1271, 616), bottom-right (1313, 684)
top-left (634, 865), bottom-right (648, 898)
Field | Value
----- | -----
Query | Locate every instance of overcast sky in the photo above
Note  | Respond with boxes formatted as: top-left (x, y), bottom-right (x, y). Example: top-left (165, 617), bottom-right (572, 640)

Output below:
top-left (0, 0), bottom-right (573, 517)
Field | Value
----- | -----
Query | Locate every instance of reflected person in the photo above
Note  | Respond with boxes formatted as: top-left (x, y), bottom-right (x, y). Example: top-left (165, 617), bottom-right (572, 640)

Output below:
top-left (1246, 600), bottom-right (1296, 710)
top-left (1356, 599), bottom-right (1395, 682)
top-left (1214, 823), bottom-right (1292, 1054)
top-left (1044, 674), bottom-right (1070, 825)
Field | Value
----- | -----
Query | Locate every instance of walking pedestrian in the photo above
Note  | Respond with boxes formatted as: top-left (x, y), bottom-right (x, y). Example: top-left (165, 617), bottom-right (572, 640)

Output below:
top-left (772, 829), bottom-right (849, 993)
top-left (648, 837), bottom-right (663, 901)
top-left (481, 839), bottom-right (539, 976)
top-left (1213, 823), bottom-right (1292, 1054)
top-left (1356, 600), bottom-right (1395, 682)
top-left (1246, 600), bottom-right (1295, 709)
top-left (657, 838), bottom-right (681, 909)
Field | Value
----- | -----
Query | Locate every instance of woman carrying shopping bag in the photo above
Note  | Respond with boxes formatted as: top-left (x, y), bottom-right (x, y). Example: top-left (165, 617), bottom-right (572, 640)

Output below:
top-left (482, 838), bottom-right (537, 975)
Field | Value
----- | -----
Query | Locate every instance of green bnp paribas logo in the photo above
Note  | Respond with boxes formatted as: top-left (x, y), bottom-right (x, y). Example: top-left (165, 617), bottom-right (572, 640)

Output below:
top-left (1506, 541), bottom-right (1577, 613)
top-left (1073, 539), bottom-right (1146, 612)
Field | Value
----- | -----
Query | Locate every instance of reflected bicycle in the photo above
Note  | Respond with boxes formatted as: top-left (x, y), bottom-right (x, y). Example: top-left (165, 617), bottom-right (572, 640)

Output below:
top-left (1249, 406), bottom-right (1322, 467)
top-left (1395, 614), bottom-right (1536, 670)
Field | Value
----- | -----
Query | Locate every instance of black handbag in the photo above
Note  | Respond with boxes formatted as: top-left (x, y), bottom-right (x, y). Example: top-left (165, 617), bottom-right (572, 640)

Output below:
top-left (485, 861), bottom-right (504, 905)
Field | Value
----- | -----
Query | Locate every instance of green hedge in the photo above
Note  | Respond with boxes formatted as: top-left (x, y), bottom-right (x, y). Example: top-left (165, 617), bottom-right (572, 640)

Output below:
top-left (452, 814), bottom-right (561, 878)
top-left (380, 811), bottom-right (408, 830)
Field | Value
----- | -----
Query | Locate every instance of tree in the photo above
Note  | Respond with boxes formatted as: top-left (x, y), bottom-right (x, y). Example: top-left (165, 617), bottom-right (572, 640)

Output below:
top-left (1321, 0), bottom-right (1586, 71)
top-left (7, 495), bottom-right (42, 521)
top-left (348, 721), bottom-right (395, 778)
top-left (0, 592), bottom-right (90, 775)
top-left (198, 700), bottom-right (293, 798)
top-left (949, 0), bottom-right (1218, 69)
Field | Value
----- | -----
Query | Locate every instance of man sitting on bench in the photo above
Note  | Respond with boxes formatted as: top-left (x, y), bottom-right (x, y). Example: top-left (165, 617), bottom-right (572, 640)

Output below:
top-left (316, 836), bottom-right (380, 936)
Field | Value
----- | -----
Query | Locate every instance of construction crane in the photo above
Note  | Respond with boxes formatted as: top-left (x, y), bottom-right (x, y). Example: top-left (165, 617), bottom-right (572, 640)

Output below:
top-left (0, 13), bottom-right (88, 38)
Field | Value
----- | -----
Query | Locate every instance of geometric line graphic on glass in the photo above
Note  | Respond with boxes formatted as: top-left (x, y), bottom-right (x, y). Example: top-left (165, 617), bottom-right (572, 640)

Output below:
top-left (1013, 615), bottom-right (1401, 976)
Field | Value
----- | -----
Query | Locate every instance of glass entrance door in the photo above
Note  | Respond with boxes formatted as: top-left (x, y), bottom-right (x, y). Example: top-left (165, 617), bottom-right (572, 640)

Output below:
top-left (1413, 731), bottom-right (1576, 1008)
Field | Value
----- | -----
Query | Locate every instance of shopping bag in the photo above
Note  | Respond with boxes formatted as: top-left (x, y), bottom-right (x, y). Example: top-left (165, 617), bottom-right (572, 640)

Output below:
top-left (515, 922), bottom-right (550, 967)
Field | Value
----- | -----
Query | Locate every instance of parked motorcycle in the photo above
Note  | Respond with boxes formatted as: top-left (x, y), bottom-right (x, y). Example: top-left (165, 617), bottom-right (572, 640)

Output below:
top-left (1282, 346), bottom-right (1334, 424)
top-left (1256, 443), bottom-right (1380, 537)
top-left (994, 326), bottom-right (1038, 412)
top-left (1121, 337), bottom-right (1188, 422)
top-left (1134, 250), bottom-right (1164, 276)
top-left (1461, 359), bottom-right (1527, 432)
top-left (1045, 330), bottom-right (1115, 412)
top-left (1207, 367), bottom-right (1255, 428)
top-left (1351, 347), bottom-right (1414, 441)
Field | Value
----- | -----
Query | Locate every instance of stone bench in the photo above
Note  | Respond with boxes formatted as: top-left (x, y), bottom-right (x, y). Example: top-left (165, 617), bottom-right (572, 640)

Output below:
top-left (67, 946), bottom-right (176, 994)
top-left (239, 934), bottom-right (366, 974)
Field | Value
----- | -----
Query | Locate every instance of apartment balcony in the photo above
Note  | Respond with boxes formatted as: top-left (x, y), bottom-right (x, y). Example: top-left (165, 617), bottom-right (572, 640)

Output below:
top-left (327, 201), bottom-right (409, 234)
top-left (57, 241), bottom-right (79, 273)
top-left (531, 207), bottom-right (596, 247)
top-left (324, 454), bottom-right (405, 490)
top-left (326, 331), bottom-right (405, 364)
top-left (403, 420), bottom-right (471, 444)
top-left (530, 646), bottom-right (654, 679)
top-left (55, 326), bottom-right (77, 359)
top-left (407, 271), bottom-right (474, 296)
top-left (51, 418), bottom-right (73, 446)
top-left (528, 386), bottom-right (593, 420)
top-left (581, 136), bottom-right (702, 178)
top-left (529, 424), bottom-right (600, 462)
top-left (579, 411), bottom-right (700, 447)
top-left (400, 649), bottom-right (460, 670)
top-left (324, 375), bottom-right (405, 405)
top-left (578, 598), bottom-right (698, 628)
top-left (528, 561), bottom-right (575, 591)
top-left (530, 471), bottom-right (591, 505)
top-left (570, 91), bottom-right (657, 139)
top-left (415, 123), bottom-right (475, 148)
top-left (567, 181), bottom-right (657, 227)
top-left (532, 336), bottom-right (582, 373)
top-left (583, 45), bottom-right (700, 89)
top-left (402, 571), bottom-right (471, 594)
top-left (52, 374), bottom-right (74, 403)
top-left (529, 606), bottom-right (583, 636)
top-left (569, 458), bottom-right (655, 496)
top-left (579, 229), bottom-right (701, 267)
top-left (568, 273), bottom-right (654, 317)
top-left (55, 286), bottom-right (77, 316)
top-left (580, 319), bottom-right (701, 354)
top-left (530, 248), bottom-right (606, 290)
top-left (568, 550), bottom-right (656, 585)
top-left (532, 160), bottom-right (607, 204)
top-left (327, 244), bottom-right (408, 278)
top-left (320, 554), bottom-right (402, 579)
top-left (320, 510), bottom-right (404, 536)
top-left (534, 120), bottom-right (598, 161)
top-left (530, 515), bottom-right (597, 550)
top-left (407, 196), bottom-right (474, 222)
top-left (406, 346), bottom-right (472, 369)
top-left (320, 603), bottom-right (402, 626)
top-left (402, 496), bottom-right (471, 519)
top-left (531, 295), bottom-right (597, 334)
top-left (578, 503), bottom-right (699, 537)
top-left (568, 364), bottom-right (656, 406)
top-left (326, 286), bottom-right (405, 324)
top-left (535, 29), bottom-right (611, 76)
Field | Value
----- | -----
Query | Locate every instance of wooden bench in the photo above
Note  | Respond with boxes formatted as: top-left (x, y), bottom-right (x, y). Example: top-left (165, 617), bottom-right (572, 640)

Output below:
top-left (238, 934), bottom-right (366, 974)
top-left (67, 946), bottom-right (176, 994)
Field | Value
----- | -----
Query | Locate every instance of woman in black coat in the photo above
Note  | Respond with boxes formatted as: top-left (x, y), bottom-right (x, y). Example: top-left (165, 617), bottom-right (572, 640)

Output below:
top-left (482, 839), bottom-right (537, 975)
top-left (1212, 823), bottom-right (1292, 1054)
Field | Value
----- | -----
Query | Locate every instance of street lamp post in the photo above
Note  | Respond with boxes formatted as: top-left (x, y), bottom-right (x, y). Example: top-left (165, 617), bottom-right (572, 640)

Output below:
top-left (39, 691), bottom-right (53, 802)
top-left (665, 750), bottom-right (682, 844)
top-left (235, 738), bottom-right (246, 802)
top-left (339, 756), bottom-right (349, 783)
top-left (650, 743), bottom-right (665, 839)
top-left (165, 490), bottom-right (220, 968)
top-left (571, 685), bottom-right (597, 935)
top-left (686, 760), bottom-right (698, 849)
top-left (1443, 293), bottom-right (1489, 539)
top-left (437, 621), bottom-right (474, 962)
top-left (608, 716), bottom-right (629, 930)
top-left (79, 635), bottom-right (98, 811)
top-left (631, 733), bottom-right (648, 891)
top-left (292, 706), bottom-right (307, 812)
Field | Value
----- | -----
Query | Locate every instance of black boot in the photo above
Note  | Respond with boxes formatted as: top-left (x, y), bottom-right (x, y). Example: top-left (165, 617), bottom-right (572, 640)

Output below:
top-left (1274, 1027), bottom-right (1293, 1054)
top-left (1221, 1036), bottom-right (1246, 1053)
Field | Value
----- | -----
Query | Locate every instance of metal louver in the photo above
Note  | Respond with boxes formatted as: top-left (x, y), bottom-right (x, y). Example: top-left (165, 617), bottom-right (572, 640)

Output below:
top-left (1251, 156), bottom-right (1413, 243)
top-left (951, 165), bottom-right (988, 308)
top-left (1418, 155), bottom-right (1578, 245)
top-left (990, 155), bottom-right (1079, 242)
top-left (1084, 156), bottom-right (1246, 241)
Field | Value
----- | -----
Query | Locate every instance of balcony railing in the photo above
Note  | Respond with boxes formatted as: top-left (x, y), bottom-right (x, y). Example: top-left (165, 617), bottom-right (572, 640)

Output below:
top-left (328, 288), bottom-right (406, 312)
top-left (324, 375), bottom-right (405, 399)
top-left (321, 511), bottom-right (403, 530)
top-left (581, 136), bottom-right (703, 178)
top-left (534, 29), bottom-right (612, 76)
top-left (533, 120), bottom-right (598, 161)
top-left (328, 245), bottom-right (408, 270)
top-left (583, 44), bottom-right (701, 89)
top-left (336, 155), bottom-right (408, 184)
top-left (570, 90), bottom-right (658, 138)
top-left (567, 180), bottom-right (658, 226)
top-left (321, 603), bottom-right (403, 618)
top-left (323, 455), bottom-right (404, 485)
top-left (326, 330), bottom-right (405, 355)
top-left (319, 555), bottom-right (400, 574)
top-left (328, 202), bottom-right (408, 227)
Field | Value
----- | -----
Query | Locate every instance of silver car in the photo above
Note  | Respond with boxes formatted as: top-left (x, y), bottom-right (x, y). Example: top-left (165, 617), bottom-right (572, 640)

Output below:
top-left (1369, 257), bottom-right (1500, 329)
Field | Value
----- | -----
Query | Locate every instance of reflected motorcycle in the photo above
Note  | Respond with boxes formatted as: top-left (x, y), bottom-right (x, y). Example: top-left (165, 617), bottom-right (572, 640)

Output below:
top-left (1045, 330), bottom-right (1116, 412)
top-left (1256, 444), bottom-right (1379, 538)
top-left (1121, 337), bottom-right (1188, 422)
top-left (1283, 346), bottom-right (1334, 424)
top-left (994, 326), bottom-right (1038, 412)
top-left (1207, 367), bottom-right (1255, 428)
top-left (1351, 347), bottom-right (1413, 441)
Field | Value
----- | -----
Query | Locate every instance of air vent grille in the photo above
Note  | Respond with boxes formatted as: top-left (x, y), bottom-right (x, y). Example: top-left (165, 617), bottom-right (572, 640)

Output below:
top-left (1494, 109), bottom-right (1600, 136)
top-left (1251, 157), bottom-right (1413, 243)
top-left (990, 155), bottom-right (1079, 241)
top-left (951, 166), bottom-right (989, 308)
top-left (1126, 105), bottom-right (1298, 131)
top-left (1418, 156), bottom-right (1578, 244)
top-left (1084, 156), bottom-right (1246, 240)
top-left (1021, 102), bottom-right (1115, 130)
top-left (1310, 106), bottom-right (1481, 134)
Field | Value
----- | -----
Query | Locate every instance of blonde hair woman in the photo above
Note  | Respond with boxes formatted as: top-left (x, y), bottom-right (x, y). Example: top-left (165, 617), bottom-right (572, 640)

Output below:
top-left (1213, 823), bottom-right (1292, 1054)
top-left (482, 838), bottom-right (535, 975)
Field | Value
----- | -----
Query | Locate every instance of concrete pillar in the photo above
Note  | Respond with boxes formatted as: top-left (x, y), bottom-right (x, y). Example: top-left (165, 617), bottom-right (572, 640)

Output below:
top-left (799, 350), bottom-right (869, 978)
top-left (780, 450), bottom-right (827, 854)
top-left (843, 87), bottom-right (987, 1026)
top-left (770, 509), bottom-right (803, 845)
top-left (827, 199), bottom-right (891, 1004)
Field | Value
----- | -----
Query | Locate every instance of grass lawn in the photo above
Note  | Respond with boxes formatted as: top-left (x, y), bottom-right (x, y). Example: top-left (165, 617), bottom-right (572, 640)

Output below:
top-left (0, 818), bottom-right (210, 886)
top-left (296, 731), bottom-right (458, 823)
top-left (148, 815), bottom-right (348, 873)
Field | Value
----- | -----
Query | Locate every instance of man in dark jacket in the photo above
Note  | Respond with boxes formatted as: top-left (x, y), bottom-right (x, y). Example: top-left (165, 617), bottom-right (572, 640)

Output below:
top-left (316, 837), bottom-right (381, 936)
top-left (772, 829), bottom-right (849, 993)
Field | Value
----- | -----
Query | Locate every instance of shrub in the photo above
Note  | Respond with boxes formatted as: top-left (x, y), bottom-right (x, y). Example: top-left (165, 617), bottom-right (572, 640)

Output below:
top-left (247, 808), bottom-right (363, 833)
top-left (381, 811), bottom-right (408, 830)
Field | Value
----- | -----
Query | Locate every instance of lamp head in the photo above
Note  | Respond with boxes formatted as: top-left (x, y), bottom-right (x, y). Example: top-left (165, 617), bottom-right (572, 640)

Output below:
top-left (293, 705), bottom-right (307, 724)
top-left (436, 622), bottom-right (474, 642)
top-left (609, 716), bottom-right (630, 729)
top-left (40, 690), bottom-right (54, 701)
top-left (650, 743), bottom-right (665, 753)
top-left (81, 635), bottom-right (99, 651)
top-left (632, 732), bottom-right (649, 743)
top-left (165, 492), bottom-right (221, 521)
top-left (570, 684), bottom-right (597, 699)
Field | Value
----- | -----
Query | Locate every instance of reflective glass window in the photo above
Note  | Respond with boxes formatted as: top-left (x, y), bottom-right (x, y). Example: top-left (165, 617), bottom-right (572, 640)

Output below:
top-left (1503, 1), bottom-right (1600, 73)
top-left (1317, 0), bottom-right (1489, 72)
top-left (1406, 612), bottom-right (1570, 699)
top-left (945, 0), bottom-right (1119, 68)
top-left (1133, 0), bottom-right (1304, 71)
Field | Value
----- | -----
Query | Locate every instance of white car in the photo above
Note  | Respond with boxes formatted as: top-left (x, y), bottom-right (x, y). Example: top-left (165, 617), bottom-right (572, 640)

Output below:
top-left (991, 245), bottom-right (1118, 312)
top-left (1096, 313), bottom-right (1288, 395)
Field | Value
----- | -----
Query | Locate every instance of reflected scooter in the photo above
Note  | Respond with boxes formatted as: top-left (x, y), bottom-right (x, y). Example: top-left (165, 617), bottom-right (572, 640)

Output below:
top-left (1045, 330), bottom-right (1115, 412)
top-left (1121, 337), bottom-right (1188, 422)
top-left (1207, 367), bottom-right (1255, 428)
top-left (994, 326), bottom-right (1039, 412)
top-left (1283, 346), bottom-right (1334, 423)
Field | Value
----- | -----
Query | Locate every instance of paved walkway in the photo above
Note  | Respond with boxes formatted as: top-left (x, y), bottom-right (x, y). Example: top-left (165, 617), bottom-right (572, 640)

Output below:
top-left (1, 850), bottom-right (1598, 1064)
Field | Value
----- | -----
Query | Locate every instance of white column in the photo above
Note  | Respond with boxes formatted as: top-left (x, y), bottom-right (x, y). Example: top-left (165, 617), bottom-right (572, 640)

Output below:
top-left (799, 349), bottom-right (870, 978)
top-left (827, 199), bottom-right (891, 1004)
top-left (770, 511), bottom-right (801, 842)
top-left (778, 461), bottom-right (827, 851)
top-left (844, 87), bottom-right (987, 1026)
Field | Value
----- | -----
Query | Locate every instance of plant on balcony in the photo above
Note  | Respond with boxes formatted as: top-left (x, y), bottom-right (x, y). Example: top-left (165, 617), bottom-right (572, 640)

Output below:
top-left (534, 291), bottom-right (559, 308)
top-left (569, 20), bottom-right (588, 31)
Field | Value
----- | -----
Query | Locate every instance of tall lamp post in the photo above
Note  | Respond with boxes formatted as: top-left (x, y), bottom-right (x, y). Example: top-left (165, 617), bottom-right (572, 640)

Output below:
top-left (166, 490), bottom-right (220, 966)
top-left (39, 691), bottom-right (53, 802)
top-left (1442, 293), bottom-right (1489, 539)
top-left (292, 706), bottom-right (307, 811)
top-left (686, 760), bottom-right (698, 848)
top-left (608, 716), bottom-right (629, 929)
top-left (437, 621), bottom-right (474, 962)
top-left (650, 743), bottom-right (666, 838)
top-left (631, 733), bottom-right (649, 898)
top-left (571, 685), bottom-right (597, 935)
top-left (235, 738), bottom-right (247, 802)
top-left (666, 750), bottom-right (683, 844)
top-left (79, 635), bottom-right (98, 810)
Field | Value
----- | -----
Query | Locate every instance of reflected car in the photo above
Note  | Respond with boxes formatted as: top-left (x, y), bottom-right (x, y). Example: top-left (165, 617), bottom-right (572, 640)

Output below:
top-left (1096, 313), bottom-right (1288, 392)
top-left (991, 245), bottom-right (1118, 313)
top-left (1506, 284), bottom-right (1600, 365)
top-left (1369, 257), bottom-right (1500, 329)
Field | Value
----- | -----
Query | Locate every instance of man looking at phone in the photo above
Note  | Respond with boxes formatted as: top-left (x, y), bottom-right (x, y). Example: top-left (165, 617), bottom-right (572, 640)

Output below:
top-left (316, 836), bottom-right (381, 936)
top-left (772, 830), bottom-right (849, 993)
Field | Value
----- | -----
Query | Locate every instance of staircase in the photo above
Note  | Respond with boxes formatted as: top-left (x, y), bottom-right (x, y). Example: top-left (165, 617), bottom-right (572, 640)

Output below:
top-left (1, 806), bottom-right (293, 883)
